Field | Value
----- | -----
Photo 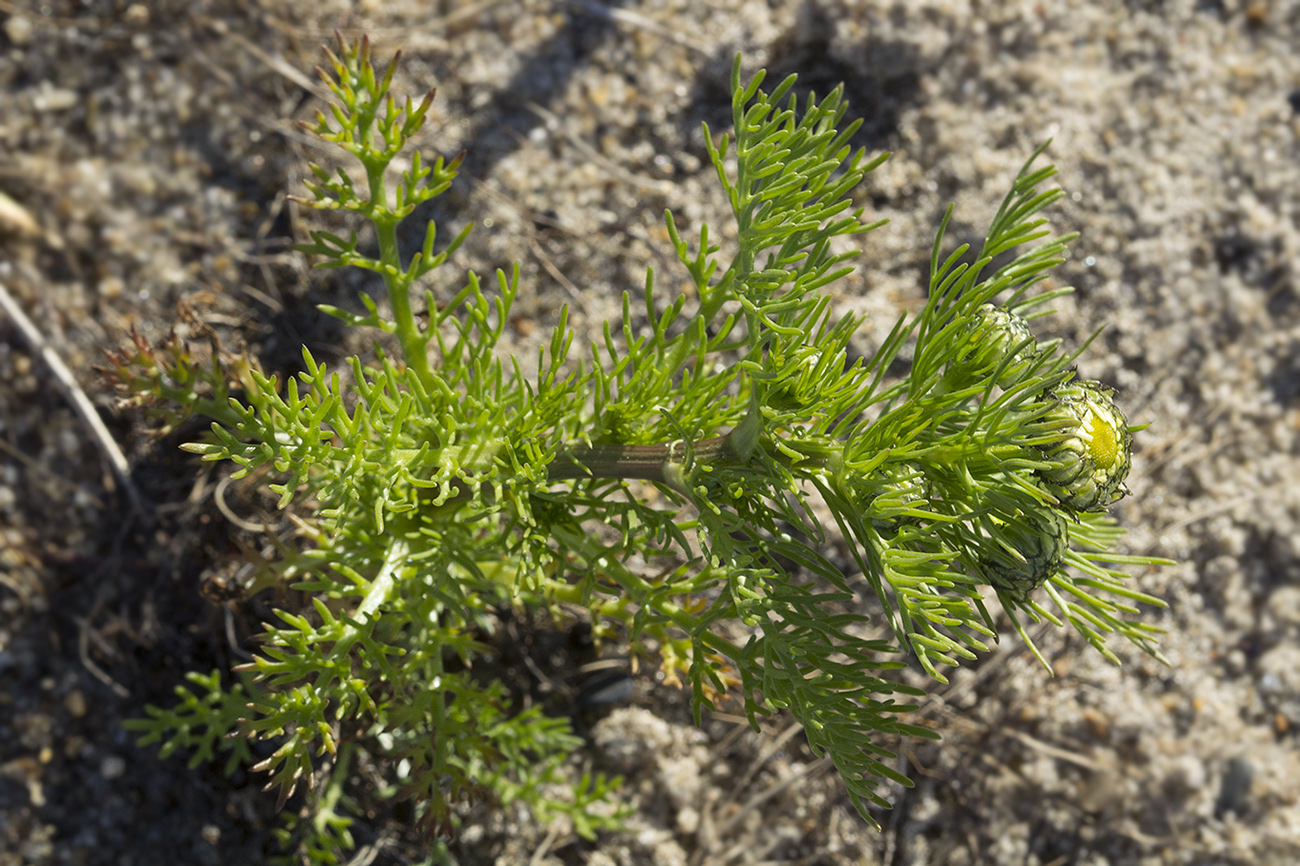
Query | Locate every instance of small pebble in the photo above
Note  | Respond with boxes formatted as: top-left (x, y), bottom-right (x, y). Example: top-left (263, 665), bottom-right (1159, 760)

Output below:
top-left (64, 689), bottom-right (87, 719)
top-left (1215, 756), bottom-right (1254, 818)
top-left (32, 84), bottom-right (78, 113)
top-left (4, 15), bottom-right (32, 46)
top-left (100, 755), bottom-right (126, 780)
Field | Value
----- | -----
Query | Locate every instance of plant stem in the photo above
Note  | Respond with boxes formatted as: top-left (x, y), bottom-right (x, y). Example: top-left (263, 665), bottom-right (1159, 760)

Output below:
top-left (546, 434), bottom-right (736, 484)
top-left (423, 434), bottom-right (739, 515)
top-left (366, 159), bottom-right (434, 390)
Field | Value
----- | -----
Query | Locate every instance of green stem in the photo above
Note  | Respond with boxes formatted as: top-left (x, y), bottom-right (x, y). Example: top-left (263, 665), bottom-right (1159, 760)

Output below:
top-left (366, 160), bottom-right (434, 389)
top-left (358, 536), bottom-right (407, 619)
top-left (546, 434), bottom-right (735, 484)
top-left (423, 433), bottom-right (740, 513)
top-left (317, 741), bottom-right (353, 825)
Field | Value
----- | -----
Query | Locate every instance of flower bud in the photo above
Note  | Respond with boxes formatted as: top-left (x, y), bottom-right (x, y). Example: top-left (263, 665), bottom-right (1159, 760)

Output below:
top-left (767, 346), bottom-right (846, 412)
top-left (1036, 380), bottom-right (1133, 512)
top-left (866, 467), bottom-right (928, 534)
top-left (963, 304), bottom-right (1036, 387)
top-left (976, 508), bottom-right (1068, 600)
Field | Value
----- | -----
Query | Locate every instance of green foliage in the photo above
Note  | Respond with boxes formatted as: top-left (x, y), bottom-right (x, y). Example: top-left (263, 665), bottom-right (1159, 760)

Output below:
top-left (113, 35), bottom-right (1171, 860)
top-left (123, 669), bottom-right (254, 776)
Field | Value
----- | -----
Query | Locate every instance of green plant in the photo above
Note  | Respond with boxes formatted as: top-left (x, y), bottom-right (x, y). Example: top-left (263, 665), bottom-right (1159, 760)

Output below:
top-left (113, 35), bottom-right (1171, 861)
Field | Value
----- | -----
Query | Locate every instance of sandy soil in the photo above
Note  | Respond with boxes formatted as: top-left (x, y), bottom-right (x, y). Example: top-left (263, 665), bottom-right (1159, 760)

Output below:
top-left (1, 1), bottom-right (1298, 864)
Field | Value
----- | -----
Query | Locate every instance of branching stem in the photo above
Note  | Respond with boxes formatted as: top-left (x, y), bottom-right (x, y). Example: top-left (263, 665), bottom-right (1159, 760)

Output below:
top-left (547, 434), bottom-right (734, 483)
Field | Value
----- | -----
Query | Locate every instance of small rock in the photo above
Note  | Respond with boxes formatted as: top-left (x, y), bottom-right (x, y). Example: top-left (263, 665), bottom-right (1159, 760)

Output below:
top-left (0, 192), bottom-right (40, 238)
top-left (100, 755), bottom-right (126, 780)
top-left (1215, 756), bottom-right (1254, 818)
top-left (64, 689), bottom-right (87, 719)
top-left (591, 706), bottom-right (672, 773)
top-left (32, 83), bottom-right (78, 113)
top-left (4, 15), bottom-right (32, 46)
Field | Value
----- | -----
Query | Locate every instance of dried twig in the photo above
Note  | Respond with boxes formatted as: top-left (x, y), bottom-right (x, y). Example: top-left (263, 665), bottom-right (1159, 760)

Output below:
top-left (0, 282), bottom-right (150, 516)
top-left (566, 0), bottom-right (712, 55)
top-left (713, 756), bottom-right (834, 846)
top-left (75, 585), bottom-right (131, 699)
top-left (527, 824), bottom-right (563, 866)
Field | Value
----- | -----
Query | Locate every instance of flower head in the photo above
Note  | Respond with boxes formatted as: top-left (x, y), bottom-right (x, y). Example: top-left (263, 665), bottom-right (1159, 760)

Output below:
top-left (976, 507), bottom-right (1069, 600)
top-left (1037, 380), bottom-right (1133, 512)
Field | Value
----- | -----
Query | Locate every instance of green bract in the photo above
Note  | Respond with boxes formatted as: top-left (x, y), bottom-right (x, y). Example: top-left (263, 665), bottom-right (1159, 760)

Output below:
top-left (1037, 380), bottom-right (1134, 512)
top-left (111, 36), bottom-right (1173, 861)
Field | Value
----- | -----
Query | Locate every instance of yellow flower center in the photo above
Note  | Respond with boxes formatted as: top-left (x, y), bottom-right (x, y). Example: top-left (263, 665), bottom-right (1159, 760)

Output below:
top-left (1084, 405), bottom-right (1119, 469)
